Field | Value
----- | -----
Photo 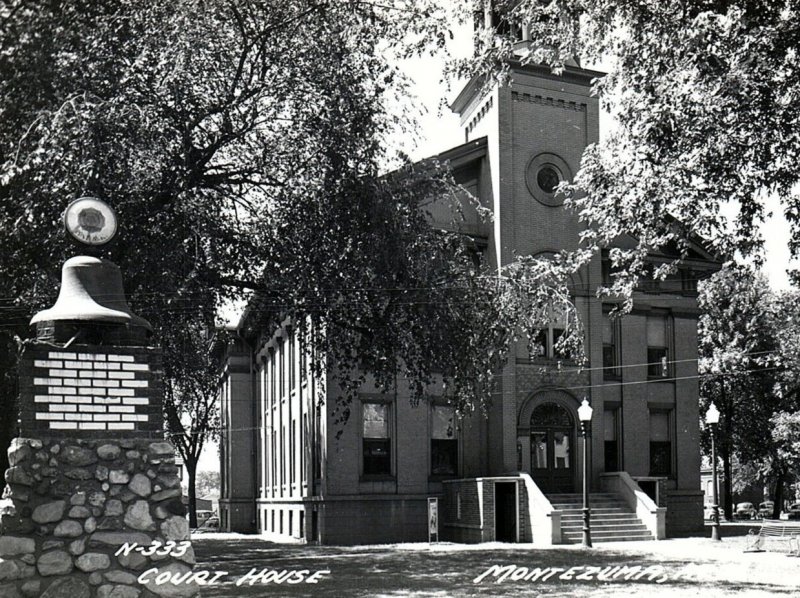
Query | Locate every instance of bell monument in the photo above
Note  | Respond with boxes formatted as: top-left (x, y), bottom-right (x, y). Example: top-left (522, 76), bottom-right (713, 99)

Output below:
top-left (1, 198), bottom-right (198, 597)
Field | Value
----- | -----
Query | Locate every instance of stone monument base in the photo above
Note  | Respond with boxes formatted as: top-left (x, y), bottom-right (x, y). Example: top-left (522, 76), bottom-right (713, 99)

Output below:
top-left (1, 437), bottom-right (197, 597)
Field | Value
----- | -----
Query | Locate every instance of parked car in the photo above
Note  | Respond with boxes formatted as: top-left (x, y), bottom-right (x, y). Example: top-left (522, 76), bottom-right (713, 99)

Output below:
top-left (786, 503), bottom-right (800, 520)
top-left (193, 516), bottom-right (219, 534)
top-left (195, 510), bottom-right (215, 525)
top-left (758, 501), bottom-right (775, 519)
top-left (734, 502), bottom-right (757, 520)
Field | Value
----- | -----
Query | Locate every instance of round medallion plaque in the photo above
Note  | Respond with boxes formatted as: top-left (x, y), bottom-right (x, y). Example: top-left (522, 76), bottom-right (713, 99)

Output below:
top-left (63, 197), bottom-right (118, 246)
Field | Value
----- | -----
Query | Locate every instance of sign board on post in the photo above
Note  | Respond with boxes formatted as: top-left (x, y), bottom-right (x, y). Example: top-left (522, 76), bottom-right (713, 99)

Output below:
top-left (428, 497), bottom-right (439, 543)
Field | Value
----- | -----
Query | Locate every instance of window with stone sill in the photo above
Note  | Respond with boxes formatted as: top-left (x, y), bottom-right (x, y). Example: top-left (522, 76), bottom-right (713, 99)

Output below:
top-left (362, 402), bottom-right (391, 476)
top-left (602, 307), bottom-right (621, 379)
top-left (649, 410), bottom-right (673, 477)
top-left (534, 304), bottom-right (569, 360)
top-left (647, 314), bottom-right (671, 378)
top-left (431, 405), bottom-right (458, 477)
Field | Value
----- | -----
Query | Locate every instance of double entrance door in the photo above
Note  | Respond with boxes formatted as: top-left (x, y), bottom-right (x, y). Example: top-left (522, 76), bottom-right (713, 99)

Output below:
top-left (530, 402), bottom-right (575, 493)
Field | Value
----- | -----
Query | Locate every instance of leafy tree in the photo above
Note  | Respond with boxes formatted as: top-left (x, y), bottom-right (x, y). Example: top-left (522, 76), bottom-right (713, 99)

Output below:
top-left (767, 290), bottom-right (800, 510)
top-left (161, 318), bottom-right (221, 527)
top-left (697, 266), bottom-right (780, 518)
top-left (464, 0), bottom-right (800, 297)
top-left (0, 0), bottom-right (582, 473)
top-left (193, 470), bottom-right (221, 500)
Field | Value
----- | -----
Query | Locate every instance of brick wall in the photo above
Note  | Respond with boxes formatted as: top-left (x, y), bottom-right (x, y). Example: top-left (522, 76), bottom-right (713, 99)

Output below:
top-left (18, 343), bottom-right (162, 438)
top-left (665, 490), bottom-right (704, 536)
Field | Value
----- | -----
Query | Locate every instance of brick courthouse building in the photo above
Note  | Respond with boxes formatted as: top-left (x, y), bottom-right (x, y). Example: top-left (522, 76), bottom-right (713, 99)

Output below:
top-left (217, 56), bottom-right (719, 544)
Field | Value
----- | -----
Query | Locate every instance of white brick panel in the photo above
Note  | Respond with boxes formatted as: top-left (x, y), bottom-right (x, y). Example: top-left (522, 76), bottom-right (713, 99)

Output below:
top-left (35, 360), bottom-right (63, 368)
top-left (94, 414), bottom-right (121, 422)
top-left (79, 422), bottom-right (107, 430)
top-left (48, 369), bottom-right (77, 377)
top-left (64, 360), bottom-right (92, 369)
top-left (34, 395), bottom-right (60, 403)
top-left (50, 422), bottom-right (77, 429)
top-left (33, 349), bottom-right (153, 433)
top-left (121, 381), bottom-right (147, 388)
top-left (64, 413), bottom-right (94, 421)
top-left (107, 354), bottom-right (135, 362)
top-left (121, 414), bottom-right (148, 422)
top-left (107, 371), bottom-right (135, 379)
top-left (35, 413), bottom-right (63, 420)
top-left (66, 396), bottom-right (92, 404)
top-left (108, 423), bottom-right (135, 430)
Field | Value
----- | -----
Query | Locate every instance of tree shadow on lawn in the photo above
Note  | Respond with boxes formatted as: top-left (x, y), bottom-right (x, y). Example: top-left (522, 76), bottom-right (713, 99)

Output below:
top-left (191, 539), bottom-right (798, 597)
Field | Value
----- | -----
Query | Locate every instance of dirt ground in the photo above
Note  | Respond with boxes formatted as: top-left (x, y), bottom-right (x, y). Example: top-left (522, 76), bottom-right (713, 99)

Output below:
top-left (175, 531), bottom-right (800, 597)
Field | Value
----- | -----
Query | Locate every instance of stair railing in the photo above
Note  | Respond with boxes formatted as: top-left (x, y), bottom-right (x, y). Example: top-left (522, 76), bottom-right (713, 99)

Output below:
top-left (599, 472), bottom-right (666, 539)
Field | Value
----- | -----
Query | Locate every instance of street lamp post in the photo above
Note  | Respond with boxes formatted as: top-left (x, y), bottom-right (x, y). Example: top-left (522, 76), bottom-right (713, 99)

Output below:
top-left (706, 402), bottom-right (721, 541)
top-left (578, 398), bottom-right (593, 548)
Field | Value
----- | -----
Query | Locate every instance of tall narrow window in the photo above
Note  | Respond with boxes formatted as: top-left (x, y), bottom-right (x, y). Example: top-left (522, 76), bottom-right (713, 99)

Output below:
top-left (279, 341), bottom-right (285, 398)
top-left (281, 424), bottom-right (286, 485)
top-left (649, 411), bottom-right (672, 476)
top-left (535, 304), bottom-right (568, 358)
top-left (363, 403), bottom-right (391, 475)
top-left (647, 314), bottom-right (669, 378)
top-left (269, 349), bottom-right (275, 409)
top-left (289, 332), bottom-right (296, 391)
top-left (431, 405), bottom-right (458, 476)
top-left (299, 330), bottom-right (307, 383)
top-left (602, 309), bottom-right (621, 379)
top-left (290, 419), bottom-right (295, 485)
top-left (604, 408), bottom-right (620, 472)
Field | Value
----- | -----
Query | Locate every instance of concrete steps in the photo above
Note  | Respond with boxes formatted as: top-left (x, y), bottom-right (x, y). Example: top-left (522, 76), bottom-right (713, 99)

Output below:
top-left (548, 493), bottom-right (654, 544)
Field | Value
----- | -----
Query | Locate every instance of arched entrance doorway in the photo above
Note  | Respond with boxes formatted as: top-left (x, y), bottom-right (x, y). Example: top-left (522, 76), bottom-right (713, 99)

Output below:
top-left (530, 402), bottom-right (574, 493)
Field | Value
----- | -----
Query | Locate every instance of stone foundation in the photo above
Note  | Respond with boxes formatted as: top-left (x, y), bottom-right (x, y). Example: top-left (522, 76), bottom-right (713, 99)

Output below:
top-left (1, 437), bottom-right (197, 597)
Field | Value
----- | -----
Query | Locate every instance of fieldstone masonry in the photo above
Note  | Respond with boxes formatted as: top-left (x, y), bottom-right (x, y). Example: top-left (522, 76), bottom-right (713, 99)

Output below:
top-left (1, 434), bottom-right (198, 597)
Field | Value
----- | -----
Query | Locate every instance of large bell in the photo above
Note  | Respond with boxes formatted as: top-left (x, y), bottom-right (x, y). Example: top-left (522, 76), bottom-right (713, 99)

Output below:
top-left (31, 256), bottom-right (152, 332)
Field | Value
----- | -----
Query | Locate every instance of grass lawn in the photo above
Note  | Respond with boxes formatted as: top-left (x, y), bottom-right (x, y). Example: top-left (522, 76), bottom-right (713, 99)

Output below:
top-left (182, 531), bottom-right (800, 597)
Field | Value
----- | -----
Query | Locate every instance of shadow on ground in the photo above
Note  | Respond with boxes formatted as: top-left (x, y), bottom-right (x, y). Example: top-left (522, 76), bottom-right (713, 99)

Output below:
top-left (184, 537), bottom-right (798, 597)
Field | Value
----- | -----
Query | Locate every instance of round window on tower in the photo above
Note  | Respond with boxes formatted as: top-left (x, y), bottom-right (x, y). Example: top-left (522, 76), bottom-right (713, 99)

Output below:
top-left (537, 165), bottom-right (561, 194)
top-left (525, 153), bottom-right (573, 207)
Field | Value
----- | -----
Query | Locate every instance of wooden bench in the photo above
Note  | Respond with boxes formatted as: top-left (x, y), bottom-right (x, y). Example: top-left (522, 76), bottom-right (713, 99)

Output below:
top-left (744, 519), bottom-right (800, 555)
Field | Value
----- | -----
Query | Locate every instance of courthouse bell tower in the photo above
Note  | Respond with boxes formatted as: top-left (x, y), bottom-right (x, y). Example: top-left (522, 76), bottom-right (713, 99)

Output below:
top-left (450, 3), bottom-right (602, 477)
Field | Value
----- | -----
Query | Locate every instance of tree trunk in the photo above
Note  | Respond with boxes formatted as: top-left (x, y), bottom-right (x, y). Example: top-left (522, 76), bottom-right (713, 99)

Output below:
top-left (721, 442), bottom-right (733, 521)
top-left (186, 458), bottom-right (198, 529)
top-left (773, 467), bottom-right (785, 519)
top-left (720, 381), bottom-right (734, 521)
top-left (0, 397), bottom-right (12, 473)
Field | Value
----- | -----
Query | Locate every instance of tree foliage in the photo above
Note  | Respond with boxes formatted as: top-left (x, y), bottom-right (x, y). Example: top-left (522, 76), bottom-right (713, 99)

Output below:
top-left (464, 0), bottom-right (800, 296)
top-left (161, 318), bottom-right (221, 527)
top-left (698, 267), bottom-right (800, 514)
top-left (0, 0), bottom-right (584, 447)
